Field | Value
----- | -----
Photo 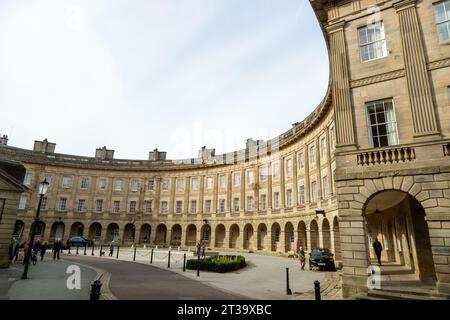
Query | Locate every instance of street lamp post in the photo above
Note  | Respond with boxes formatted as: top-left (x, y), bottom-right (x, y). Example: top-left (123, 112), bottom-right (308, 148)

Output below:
top-left (22, 178), bottom-right (49, 279)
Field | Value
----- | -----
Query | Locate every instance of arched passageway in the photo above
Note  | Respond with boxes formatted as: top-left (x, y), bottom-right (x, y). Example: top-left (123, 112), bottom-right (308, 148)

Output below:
top-left (284, 222), bottom-right (294, 252)
top-left (123, 223), bottom-right (136, 244)
top-left (243, 224), bottom-right (254, 250)
top-left (215, 224), bottom-right (225, 248)
top-left (171, 224), bottom-right (182, 246)
top-left (322, 218), bottom-right (331, 250)
top-left (106, 223), bottom-right (120, 242)
top-left (310, 220), bottom-right (319, 249)
top-left (155, 224), bottom-right (167, 246)
top-left (229, 224), bottom-right (240, 249)
top-left (332, 217), bottom-right (341, 261)
top-left (13, 220), bottom-right (25, 240)
top-left (271, 223), bottom-right (281, 252)
top-left (257, 223), bottom-right (267, 250)
top-left (185, 224), bottom-right (197, 247)
top-left (50, 221), bottom-right (65, 242)
top-left (140, 224), bottom-right (151, 244)
top-left (297, 221), bottom-right (307, 251)
top-left (88, 223), bottom-right (102, 242)
top-left (69, 222), bottom-right (83, 237)
top-left (364, 190), bottom-right (436, 285)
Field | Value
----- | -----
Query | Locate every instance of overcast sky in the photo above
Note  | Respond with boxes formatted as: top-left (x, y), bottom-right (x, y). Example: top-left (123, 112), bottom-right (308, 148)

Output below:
top-left (0, 0), bottom-right (329, 160)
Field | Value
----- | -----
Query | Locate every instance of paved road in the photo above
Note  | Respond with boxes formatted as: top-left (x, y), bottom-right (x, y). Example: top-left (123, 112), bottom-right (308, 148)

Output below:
top-left (63, 255), bottom-right (245, 300)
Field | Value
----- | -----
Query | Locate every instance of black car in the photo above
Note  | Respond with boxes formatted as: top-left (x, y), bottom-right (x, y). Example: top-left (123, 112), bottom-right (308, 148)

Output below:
top-left (67, 236), bottom-right (93, 247)
top-left (309, 248), bottom-right (336, 271)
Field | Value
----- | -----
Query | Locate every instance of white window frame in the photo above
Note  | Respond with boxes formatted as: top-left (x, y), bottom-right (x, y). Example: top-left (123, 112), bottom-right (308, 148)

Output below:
top-left (62, 176), bottom-right (72, 189)
top-left (233, 173), bottom-right (241, 187)
top-left (129, 201), bottom-right (137, 213)
top-left (144, 200), bottom-right (152, 214)
top-left (81, 177), bottom-right (89, 190)
top-left (147, 179), bottom-right (154, 191)
top-left (260, 194), bottom-right (267, 210)
top-left (190, 200), bottom-right (197, 214)
top-left (233, 198), bottom-right (240, 212)
top-left (176, 178), bottom-right (185, 192)
top-left (176, 201), bottom-right (182, 214)
top-left (19, 195), bottom-right (27, 209)
top-left (247, 196), bottom-right (254, 211)
top-left (191, 177), bottom-right (199, 190)
top-left (311, 181), bottom-right (318, 203)
top-left (323, 176), bottom-right (329, 198)
top-left (131, 179), bottom-right (139, 192)
top-left (286, 159), bottom-right (292, 176)
top-left (95, 199), bottom-right (103, 212)
top-left (219, 175), bottom-right (226, 188)
top-left (365, 98), bottom-right (398, 148)
top-left (23, 172), bottom-right (32, 186)
top-left (114, 179), bottom-right (123, 191)
top-left (434, 1), bottom-right (450, 43)
top-left (98, 178), bottom-right (107, 190)
top-left (299, 184), bottom-right (306, 205)
top-left (205, 177), bottom-right (213, 189)
top-left (160, 201), bottom-right (168, 214)
top-left (204, 200), bottom-right (212, 213)
top-left (286, 189), bottom-right (292, 208)
top-left (358, 22), bottom-right (388, 63)
top-left (274, 192), bottom-right (280, 209)
top-left (58, 198), bottom-right (67, 211)
top-left (162, 179), bottom-right (169, 191)
top-left (77, 199), bottom-right (86, 212)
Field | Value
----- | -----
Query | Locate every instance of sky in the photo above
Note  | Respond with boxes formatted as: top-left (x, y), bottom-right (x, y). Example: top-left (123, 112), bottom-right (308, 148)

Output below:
top-left (0, 0), bottom-right (329, 160)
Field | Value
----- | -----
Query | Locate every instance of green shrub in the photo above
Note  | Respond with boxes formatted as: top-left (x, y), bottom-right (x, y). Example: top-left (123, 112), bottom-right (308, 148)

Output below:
top-left (186, 255), bottom-right (246, 273)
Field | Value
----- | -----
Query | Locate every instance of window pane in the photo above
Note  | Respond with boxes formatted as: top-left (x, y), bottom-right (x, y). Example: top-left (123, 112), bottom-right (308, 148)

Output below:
top-left (379, 136), bottom-right (389, 147)
top-left (437, 23), bottom-right (450, 42)
top-left (434, 3), bottom-right (446, 23)
top-left (359, 28), bottom-right (367, 45)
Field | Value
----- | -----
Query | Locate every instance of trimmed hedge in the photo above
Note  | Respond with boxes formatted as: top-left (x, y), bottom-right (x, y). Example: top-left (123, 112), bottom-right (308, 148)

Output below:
top-left (186, 255), bottom-right (246, 273)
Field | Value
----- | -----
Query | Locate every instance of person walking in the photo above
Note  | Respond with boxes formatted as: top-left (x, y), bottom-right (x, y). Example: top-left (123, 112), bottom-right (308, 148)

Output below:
top-left (40, 242), bottom-right (47, 261)
top-left (109, 241), bottom-right (115, 257)
top-left (52, 239), bottom-right (61, 260)
top-left (22, 241), bottom-right (30, 265)
top-left (373, 238), bottom-right (383, 266)
top-left (12, 239), bottom-right (20, 263)
top-left (298, 246), bottom-right (306, 270)
top-left (8, 238), bottom-right (16, 265)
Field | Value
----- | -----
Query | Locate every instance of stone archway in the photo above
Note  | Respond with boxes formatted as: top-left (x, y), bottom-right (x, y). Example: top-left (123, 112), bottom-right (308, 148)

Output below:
top-left (88, 223), bottom-right (102, 242)
top-left (171, 224), bottom-right (182, 246)
top-left (215, 224), bottom-right (225, 248)
top-left (140, 224), bottom-right (151, 244)
top-left (297, 221), bottom-right (307, 251)
top-left (284, 222), bottom-right (294, 252)
top-left (106, 223), bottom-right (120, 242)
top-left (257, 223), bottom-right (268, 251)
top-left (155, 224), bottom-right (167, 246)
top-left (229, 224), bottom-right (240, 249)
top-left (271, 223), bottom-right (281, 252)
top-left (30, 221), bottom-right (45, 241)
top-left (322, 218), bottom-right (331, 250)
top-left (243, 224), bottom-right (254, 250)
top-left (186, 224), bottom-right (197, 247)
top-left (200, 224), bottom-right (211, 246)
top-left (332, 217), bottom-right (341, 261)
top-left (69, 222), bottom-right (83, 237)
top-left (309, 220), bottom-right (319, 249)
top-left (364, 190), bottom-right (437, 286)
top-left (50, 221), bottom-right (65, 243)
top-left (123, 223), bottom-right (136, 244)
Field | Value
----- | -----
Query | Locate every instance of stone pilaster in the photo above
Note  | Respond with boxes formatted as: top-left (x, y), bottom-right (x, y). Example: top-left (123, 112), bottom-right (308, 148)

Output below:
top-left (394, 0), bottom-right (439, 139)
top-left (327, 21), bottom-right (356, 149)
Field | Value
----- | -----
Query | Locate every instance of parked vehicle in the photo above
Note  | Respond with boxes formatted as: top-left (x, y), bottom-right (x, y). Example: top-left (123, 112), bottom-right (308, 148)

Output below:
top-left (67, 236), bottom-right (93, 247)
top-left (309, 248), bottom-right (336, 271)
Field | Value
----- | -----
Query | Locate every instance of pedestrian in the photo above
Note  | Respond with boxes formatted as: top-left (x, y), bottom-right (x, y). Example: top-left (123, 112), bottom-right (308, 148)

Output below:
top-left (373, 238), bottom-right (383, 266)
top-left (13, 239), bottom-right (20, 262)
top-left (8, 238), bottom-right (16, 264)
top-left (22, 241), bottom-right (30, 265)
top-left (33, 239), bottom-right (42, 256)
top-left (52, 239), bottom-right (61, 260)
top-left (40, 242), bottom-right (47, 261)
top-left (196, 242), bottom-right (202, 258)
top-left (109, 241), bottom-right (115, 257)
top-left (298, 246), bottom-right (306, 270)
top-left (202, 243), bottom-right (206, 258)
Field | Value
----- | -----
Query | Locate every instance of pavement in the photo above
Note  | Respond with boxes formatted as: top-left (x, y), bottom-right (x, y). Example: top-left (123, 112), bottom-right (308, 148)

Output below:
top-left (0, 255), bottom-right (98, 300)
top-left (75, 247), bottom-right (329, 300)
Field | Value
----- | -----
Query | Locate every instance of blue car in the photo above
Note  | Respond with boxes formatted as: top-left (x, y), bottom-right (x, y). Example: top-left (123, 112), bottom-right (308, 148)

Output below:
top-left (67, 236), bottom-right (93, 247)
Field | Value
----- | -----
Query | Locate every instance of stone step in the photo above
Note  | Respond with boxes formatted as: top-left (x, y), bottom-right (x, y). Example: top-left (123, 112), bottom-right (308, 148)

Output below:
top-left (367, 290), bottom-right (446, 300)
top-left (375, 286), bottom-right (449, 299)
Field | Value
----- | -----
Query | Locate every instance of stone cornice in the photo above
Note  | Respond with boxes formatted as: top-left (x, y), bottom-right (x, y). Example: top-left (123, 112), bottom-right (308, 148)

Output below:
top-left (393, 0), bottom-right (417, 12)
top-left (351, 69), bottom-right (406, 88)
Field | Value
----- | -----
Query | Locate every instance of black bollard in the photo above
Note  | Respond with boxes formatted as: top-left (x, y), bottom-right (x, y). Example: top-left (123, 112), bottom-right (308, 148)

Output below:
top-left (183, 253), bottom-right (186, 272)
top-left (314, 280), bottom-right (321, 301)
top-left (76, 246), bottom-right (79, 255)
top-left (84, 245), bottom-right (87, 255)
top-left (150, 249), bottom-right (153, 264)
top-left (100, 245), bottom-right (103, 256)
top-left (116, 246), bottom-right (120, 259)
top-left (90, 280), bottom-right (102, 301)
top-left (91, 244), bottom-right (95, 256)
top-left (197, 251), bottom-right (200, 277)
top-left (168, 251), bottom-right (171, 268)
top-left (286, 268), bottom-right (292, 295)
top-left (133, 246), bottom-right (137, 261)
top-left (68, 245), bottom-right (71, 254)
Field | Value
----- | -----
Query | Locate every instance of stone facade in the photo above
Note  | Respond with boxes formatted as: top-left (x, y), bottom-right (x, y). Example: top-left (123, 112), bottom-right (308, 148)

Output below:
top-left (0, 0), bottom-right (449, 297)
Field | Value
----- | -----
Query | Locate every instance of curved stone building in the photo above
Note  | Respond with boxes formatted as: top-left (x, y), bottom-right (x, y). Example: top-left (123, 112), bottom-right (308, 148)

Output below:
top-left (0, 0), bottom-right (449, 298)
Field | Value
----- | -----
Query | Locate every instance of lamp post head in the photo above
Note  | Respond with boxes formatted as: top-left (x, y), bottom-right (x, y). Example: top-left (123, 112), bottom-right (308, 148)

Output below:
top-left (203, 219), bottom-right (208, 225)
top-left (315, 210), bottom-right (325, 219)
top-left (39, 178), bottom-right (49, 195)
